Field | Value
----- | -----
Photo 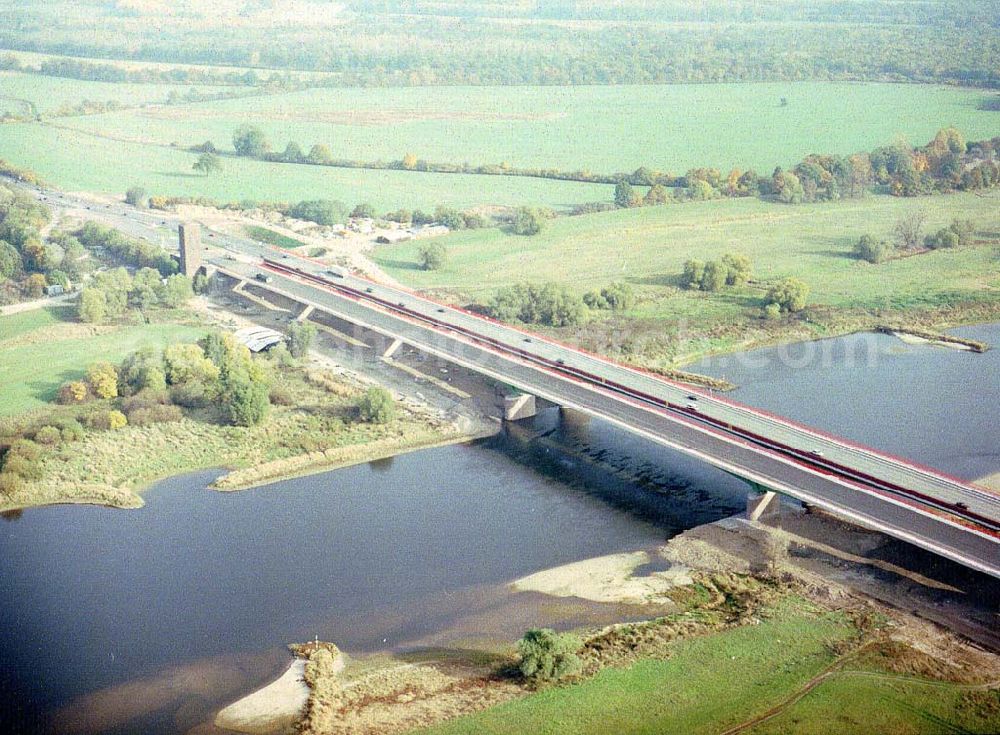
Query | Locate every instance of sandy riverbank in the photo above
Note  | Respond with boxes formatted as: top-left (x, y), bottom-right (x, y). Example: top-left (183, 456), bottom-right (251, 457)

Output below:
top-left (215, 659), bottom-right (311, 735)
top-left (888, 330), bottom-right (981, 351)
top-left (512, 550), bottom-right (692, 605)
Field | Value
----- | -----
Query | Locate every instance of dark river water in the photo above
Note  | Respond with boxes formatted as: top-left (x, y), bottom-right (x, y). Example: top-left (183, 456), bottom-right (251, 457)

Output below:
top-left (1, 324), bottom-right (998, 734)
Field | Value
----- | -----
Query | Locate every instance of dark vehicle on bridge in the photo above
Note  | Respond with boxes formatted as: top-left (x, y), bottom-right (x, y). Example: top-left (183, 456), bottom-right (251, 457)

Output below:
top-left (254, 273), bottom-right (273, 283)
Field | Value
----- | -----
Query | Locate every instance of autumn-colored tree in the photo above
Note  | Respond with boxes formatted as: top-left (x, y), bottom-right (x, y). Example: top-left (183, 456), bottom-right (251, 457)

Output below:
top-left (86, 362), bottom-right (119, 399)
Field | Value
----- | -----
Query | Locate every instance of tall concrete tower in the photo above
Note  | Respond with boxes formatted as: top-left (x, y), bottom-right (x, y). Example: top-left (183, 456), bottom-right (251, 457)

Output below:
top-left (178, 223), bottom-right (202, 277)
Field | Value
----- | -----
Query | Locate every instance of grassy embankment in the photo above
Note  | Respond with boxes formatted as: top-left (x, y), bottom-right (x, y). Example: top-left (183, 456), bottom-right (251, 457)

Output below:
top-left (413, 601), bottom-right (1000, 735)
top-left (0, 305), bottom-right (462, 511)
top-left (244, 224), bottom-right (308, 249)
top-left (376, 192), bottom-right (1000, 364)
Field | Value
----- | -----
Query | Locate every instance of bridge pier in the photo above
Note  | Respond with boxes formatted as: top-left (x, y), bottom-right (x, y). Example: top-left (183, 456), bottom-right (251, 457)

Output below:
top-left (503, 392), bottom-right (537, 421)
top-left (747, 489), bottom-right (780, 522)
top-left (383, 337), bottom-right (405, 359)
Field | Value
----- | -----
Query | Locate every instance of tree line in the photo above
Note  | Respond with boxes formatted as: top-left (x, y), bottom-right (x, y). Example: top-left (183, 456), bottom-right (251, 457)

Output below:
top-left (218, 127), bottom-right (1000, 214)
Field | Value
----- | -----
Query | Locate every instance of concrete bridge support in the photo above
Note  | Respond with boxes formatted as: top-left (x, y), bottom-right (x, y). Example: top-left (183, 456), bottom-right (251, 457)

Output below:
top-left (504, 393), bottom-right (537, 421)
top-left (747, 489), bottom-right (780, 521)
top-left (383, 337), bottom-right (405, 359)
top-left (296, 304), bottom-right (314, 322)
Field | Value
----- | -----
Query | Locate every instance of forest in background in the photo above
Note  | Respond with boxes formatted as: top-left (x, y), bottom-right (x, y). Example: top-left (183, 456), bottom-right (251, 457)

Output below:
top-left (0, 0), bottom-right (996, 88)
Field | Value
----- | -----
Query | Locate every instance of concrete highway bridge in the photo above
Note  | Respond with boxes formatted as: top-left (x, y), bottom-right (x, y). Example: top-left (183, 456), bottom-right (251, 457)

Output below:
top-left (15, 183), bottom-right (1000, 579)
top-left (214, 254), bottom-right (1000, 580)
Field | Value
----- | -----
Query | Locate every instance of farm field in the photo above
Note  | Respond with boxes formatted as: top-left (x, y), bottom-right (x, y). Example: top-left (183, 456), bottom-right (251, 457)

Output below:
top-left (0, 71), bottom-right (246, 116)
top-left (375, 192), bottom-right (1000, 327)
top-left (0, 123), bottom-right (614, 211)
top-left (50, 82), bottom-right (1000, 174)
top-left (0, 306), bottom-right (205, 417)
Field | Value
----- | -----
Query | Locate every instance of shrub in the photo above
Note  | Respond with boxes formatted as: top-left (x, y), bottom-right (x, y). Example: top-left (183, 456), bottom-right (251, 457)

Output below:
top-left (169, 380), bottom-right (212, 408)
top-left (58, 419), bottom-right (85, 442)
top-left (721, 251), bottom-right (752, 285)
top-left (763, 302), bottom-right (783, 320)
top-left (57, 380), bottom-right (89, 404)
top-left (85, 409), bottom-right (127, 431)
top-left (125, 186), bottom-right (148, 208)
top-left (289, 199), bottom-right (347, 226)
top-left (222, 374), bottom-right (270, 426)
top-left (487, 283), bottom-right (586, 327)
top-left (24, 273), bottom-right (47, 298)
top-left (34, 426), bottom-right (61, 445)
top-left (517, 629), bottom-right (582, 685)
top-left (584, 282), bottom-right (635, 311)
top-left (2, 440), bottom-right (43, 480)
top-left (126, 404), bottom-right (183, 426)
top-left (287, 320), bottom-right (316, 358)
top-left (855, 233), bottom-right (892, 263)
top-left (418, 242), bottom-right (447, 270)
top-left (924, 228), bottom-right (959, 249)
top-left (510, 206), bottom-right (545, 236)
top-left (358, 386), bottom-right (396, 424)
top-left (350, 202), bottom-right (376, 219)
top-left (86, 361), bottom-right (119, 399)
top-left (700, 260), bottom-right (727, 291)
top-left (0, 472), bottom-right (24, 497)
top-left (78, 287), bottom-right (107, 323)
top-left (269, 383), bottom-right (295, 406)
top-left (120, 389), bottom-right (170, 415)
top-left (268, 342), bottom-right (295, 368)
top-left (681, 260), bottom-right (705, 290)
top-left (764, 278), bottom-right (810, 313)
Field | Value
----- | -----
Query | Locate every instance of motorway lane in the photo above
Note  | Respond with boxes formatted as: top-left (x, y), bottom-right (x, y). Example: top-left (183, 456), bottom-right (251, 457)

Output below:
top-left (219, 260), bottom-right (1000, 577)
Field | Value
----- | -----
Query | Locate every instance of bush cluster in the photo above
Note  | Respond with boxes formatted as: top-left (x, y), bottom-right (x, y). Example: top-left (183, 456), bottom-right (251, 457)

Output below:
top-left (488, 283), bottom-right (586, 327)
top-left (681, 252), bottom-right (752, 291)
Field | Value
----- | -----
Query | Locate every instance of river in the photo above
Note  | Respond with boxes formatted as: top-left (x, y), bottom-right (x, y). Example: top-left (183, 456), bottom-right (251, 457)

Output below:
top-left (1, 324), bottom-right (997, 734)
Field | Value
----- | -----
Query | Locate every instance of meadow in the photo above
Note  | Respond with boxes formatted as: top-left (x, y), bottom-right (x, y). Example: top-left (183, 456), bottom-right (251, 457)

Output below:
top-left (0, 307), bottom-right (205, 417)
top-left (376, 192), bottom-right (1000, 324)
top-left (0, 123), bottom-right (614, 211)
top-left (417, 601), bottom-right (1000, 735)
top-left (0, 71), bottom-right (245, 116)
top-left (750, 673), bottom-right (1000, 735)
top-left (50, 82), bottom-right (1000, 174)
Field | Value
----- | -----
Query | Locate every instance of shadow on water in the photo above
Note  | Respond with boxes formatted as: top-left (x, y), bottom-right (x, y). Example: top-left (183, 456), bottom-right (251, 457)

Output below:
top-left (482, 406), bottom-right (749, 535)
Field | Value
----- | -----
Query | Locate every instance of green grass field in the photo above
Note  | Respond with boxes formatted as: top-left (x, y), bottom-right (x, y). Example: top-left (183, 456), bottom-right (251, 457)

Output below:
top-left (0, 70), bottom-right (244, 115)
top-left (0, 123), bottom-right (614, 210)
top-left (52, 82), bottom-right (999, 174)
top-left (244, 225), bottom-right (308, 249)
top-left (376, 192), bottom-right (1000, 327)
top-left (416, 602), bottom-right (1000, 735)
top-left (418, 602), bottom-right (856, 735)
top-left (749, 673), bottom-right (1000, 735)
top-left (0, 307), bottom-right (205, 417)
